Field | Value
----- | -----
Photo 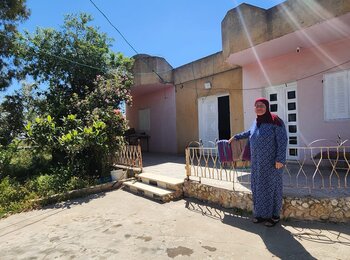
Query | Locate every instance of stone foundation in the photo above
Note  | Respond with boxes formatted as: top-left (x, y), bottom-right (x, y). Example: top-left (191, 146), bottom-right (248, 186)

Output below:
top-left (184, 180), bottom-right (350, 223)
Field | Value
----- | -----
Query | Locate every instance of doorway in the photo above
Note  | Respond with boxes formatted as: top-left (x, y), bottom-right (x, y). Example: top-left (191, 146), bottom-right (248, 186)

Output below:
top-left (218, 96), bottom-right (231, 140)
top-left (198, 94), bottom-right (231, 147)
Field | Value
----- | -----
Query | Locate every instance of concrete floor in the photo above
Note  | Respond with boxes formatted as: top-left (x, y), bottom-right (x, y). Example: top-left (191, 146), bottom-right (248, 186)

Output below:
top-left (0, 189), bottom-right (349, 259)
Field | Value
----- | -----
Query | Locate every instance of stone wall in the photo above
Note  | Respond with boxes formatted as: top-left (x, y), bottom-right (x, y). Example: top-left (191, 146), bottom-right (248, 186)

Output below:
top-left (184, 181), bottom-right (350, 223)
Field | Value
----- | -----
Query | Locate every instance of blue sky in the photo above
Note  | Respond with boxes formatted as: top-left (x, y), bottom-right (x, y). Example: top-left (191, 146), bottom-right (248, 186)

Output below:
top-left (4, 0), bottom-right (285, 96)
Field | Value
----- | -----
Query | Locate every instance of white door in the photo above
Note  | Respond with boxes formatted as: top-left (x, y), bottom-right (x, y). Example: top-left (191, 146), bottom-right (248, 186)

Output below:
top-left (198, 96), bottom-right (218, 147)
top-left (265, 82), bottom-right (298, 159)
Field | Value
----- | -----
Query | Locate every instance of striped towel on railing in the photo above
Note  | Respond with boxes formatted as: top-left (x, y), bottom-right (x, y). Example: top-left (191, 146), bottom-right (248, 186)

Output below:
top-left (217, 140), bottom-right (233, 163)
top-left (217, 139), bottom-right (249, 164)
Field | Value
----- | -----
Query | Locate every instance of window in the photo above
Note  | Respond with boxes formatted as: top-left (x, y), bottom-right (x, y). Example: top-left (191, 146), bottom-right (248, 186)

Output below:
top-left (270, 104), bottom-right (278, 112)
top-left (138, 109), bottom-right (150, 131)
top-left (270, 93), bottom-right (277, 101)
top-left (324, 70), bottom-right (350, 120)
top-left (289, 148), bottom-right (298, 156)
top-left (288, 102), bottom-right (296, 110)
top-left (287, 91), bottom-right (296, 99)
top-left (288, 114), bottom-right (296, 122)
top-left (289, 136), bottom-right (297, 145)
top-left (289, 125), bottom-right (297, 133)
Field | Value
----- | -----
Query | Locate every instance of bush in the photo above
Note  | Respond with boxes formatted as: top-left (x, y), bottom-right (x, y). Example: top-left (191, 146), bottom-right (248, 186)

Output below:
top-left (0, 141), bottom-right (19, 176)
top-left (66, 176), bottom-right (90, 191)
top-left (0, 167), bottom-right (94, 218)
top-left (0, 177), bottom-right (36, 217)
top-left (27, 174), bottom-right (60, 197)
top-left (5, 148), bottom-right (52, 181)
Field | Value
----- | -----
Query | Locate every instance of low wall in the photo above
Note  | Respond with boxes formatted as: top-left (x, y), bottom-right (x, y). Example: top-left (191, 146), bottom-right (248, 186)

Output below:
top-left (183, 181), bottom-right (350, 223)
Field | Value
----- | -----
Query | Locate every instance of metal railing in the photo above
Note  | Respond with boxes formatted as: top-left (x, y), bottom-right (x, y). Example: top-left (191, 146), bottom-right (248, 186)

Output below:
top-left (185, 141), bottom-right (350, 194)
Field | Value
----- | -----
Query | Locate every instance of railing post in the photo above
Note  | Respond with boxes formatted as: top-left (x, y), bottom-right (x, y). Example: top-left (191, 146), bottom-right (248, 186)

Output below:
top-left (137, 139), bottom-right (143, 172)
top-left (185, 147), bottom-right (191, 180)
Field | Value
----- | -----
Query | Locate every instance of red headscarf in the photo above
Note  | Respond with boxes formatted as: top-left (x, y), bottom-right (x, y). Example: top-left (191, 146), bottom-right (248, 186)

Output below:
top-left (255, 97), bottom-right (281, 127)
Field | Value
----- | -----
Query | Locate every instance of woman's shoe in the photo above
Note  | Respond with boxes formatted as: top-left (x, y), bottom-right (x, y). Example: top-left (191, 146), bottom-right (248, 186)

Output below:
top-left (265, 217), bottom-right (280, 227)
top-left (272, 216), bottom-right (280, 223)
top-left (252, 217), bottom-right (265, 223)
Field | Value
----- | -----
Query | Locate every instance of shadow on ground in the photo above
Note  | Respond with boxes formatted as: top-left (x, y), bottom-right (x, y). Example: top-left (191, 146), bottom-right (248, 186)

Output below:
top-left (184, 197), bottom-right (350, 259)
top-left (142, 152), bottom-right (186, 167)
top-left (0, 192), bottom-right (108, 239)
top-left (43, 192), bottom-right (107, 210)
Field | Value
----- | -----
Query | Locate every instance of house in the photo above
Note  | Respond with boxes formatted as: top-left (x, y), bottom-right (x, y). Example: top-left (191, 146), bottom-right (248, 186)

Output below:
top-left (126, 54), bottom-right (177, 153)
top-left (127, 0), bottom-right (350, 157)
top-left (222, 0), bottom-right (350, 159)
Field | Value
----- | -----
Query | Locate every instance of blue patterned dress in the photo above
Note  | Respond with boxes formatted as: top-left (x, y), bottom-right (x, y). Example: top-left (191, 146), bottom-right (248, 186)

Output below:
top-left (234, 120), bottom-right (288, 218)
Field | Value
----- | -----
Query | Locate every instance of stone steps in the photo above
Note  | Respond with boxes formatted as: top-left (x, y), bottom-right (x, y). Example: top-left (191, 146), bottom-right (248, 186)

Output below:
top-left (123, 172), bottom-right (184, 202)
top-left (139, 172), bottom-right (184, 188)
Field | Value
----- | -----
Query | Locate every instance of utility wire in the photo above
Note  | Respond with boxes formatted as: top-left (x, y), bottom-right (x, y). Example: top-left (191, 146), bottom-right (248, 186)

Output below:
top-left (4, 28), bottom-right (349, 90)
top-left (0, 31), bottom-right (108, 73)
top-left (89, 0), bottom-right (169, 84)
top-left (1, 31), bottom-right (170, 80)
top-left (88, 0), bottom-right (138, 55)
top-left (297, 59), bottom-right (350, 82)
top-left (37, 49), bottom-right (107, 72)
top-left (175, 58), bottom-right (350, 91)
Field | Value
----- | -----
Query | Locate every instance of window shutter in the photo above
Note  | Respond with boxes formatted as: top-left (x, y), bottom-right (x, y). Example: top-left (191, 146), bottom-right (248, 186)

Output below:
top-left (138, 109), bottom-right (150, 131)
top-left (324, 71), bottom-right (349, 120)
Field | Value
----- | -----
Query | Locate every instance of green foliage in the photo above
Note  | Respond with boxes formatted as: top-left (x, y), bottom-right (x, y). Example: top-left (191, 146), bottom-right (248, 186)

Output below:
top-left (0, 176), bottom-right (35, 217)
top-left (0, 168), bottom-right (93, 218)
top-left (25, 109), bottom-right (127, 177)
top-left (26, 174), bottom-right (58, 197)
top-left (16, 13), bottom-right (133, 93)
top-left (0, 140), bottom-right (19, 175)
top-left (66, 176), bottom-right (90, 191)
top-left (0, 83), bottom-right (44, 145)
top-left (0, 0), bottom-right (30, 90)
top-left (0, 13), bottom-right (133, 217)
top-left (24, 166), bottom-right (90, 198)
top-left (16, 13), bottom-right (133, 177)
top-left (2, 145), bottom-right (52, 181)
top-left (0, 94), bottom-right (24, 145)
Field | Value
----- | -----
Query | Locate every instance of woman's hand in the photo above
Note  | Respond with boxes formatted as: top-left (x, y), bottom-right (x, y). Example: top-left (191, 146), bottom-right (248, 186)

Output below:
top-left (275, 162), bottom-right (284, 169)
top-left (228, 137), bottom-right (234, 144)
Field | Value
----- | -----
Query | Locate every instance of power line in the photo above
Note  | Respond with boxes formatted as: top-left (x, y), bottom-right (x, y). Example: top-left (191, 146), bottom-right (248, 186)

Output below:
top-left (297, 59), bottom-right (350, 81)
top-left (175, 58), bottom-right (350, 91)
top-left (0, 31), bottom-right (108, 73)
top-left (88, 0), bottom-right (170, 84)
top-left (36, 49), bottom-right (107, 73)
top-left (1, 31), bottom-right (171, 82)
top-left (88, 0), bottom-right (139, 55)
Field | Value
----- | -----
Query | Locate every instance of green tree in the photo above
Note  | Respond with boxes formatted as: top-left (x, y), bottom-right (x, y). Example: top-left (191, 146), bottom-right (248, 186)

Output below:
top-left (0, 83), bottom-right (41, 146)
top-left (0, 93), bottom-right (24, 146)
top-left (0, 0), bottom-right (30, 90)
top-left (19, 13), bottom-right (133, 177)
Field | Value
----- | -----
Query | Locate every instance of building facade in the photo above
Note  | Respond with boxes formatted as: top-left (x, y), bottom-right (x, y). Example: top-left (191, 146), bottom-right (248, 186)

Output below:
top-left (128, 0), bottom-right (350, 156)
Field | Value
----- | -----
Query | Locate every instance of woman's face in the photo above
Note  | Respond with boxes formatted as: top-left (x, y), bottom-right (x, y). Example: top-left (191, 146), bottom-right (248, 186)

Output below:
top-left (255, 101), bottom-right (267, 116)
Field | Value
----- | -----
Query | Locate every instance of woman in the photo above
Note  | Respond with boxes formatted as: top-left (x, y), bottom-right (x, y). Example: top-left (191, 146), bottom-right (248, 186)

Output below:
top-left (230, 97), bottom-right (288, 227)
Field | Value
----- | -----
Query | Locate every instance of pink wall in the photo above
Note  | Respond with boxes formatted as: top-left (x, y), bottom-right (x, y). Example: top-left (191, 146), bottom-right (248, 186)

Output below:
top-left (126, 86), bottom-right (177, 153)
top-left (242, 38), bottom-right (350, 146)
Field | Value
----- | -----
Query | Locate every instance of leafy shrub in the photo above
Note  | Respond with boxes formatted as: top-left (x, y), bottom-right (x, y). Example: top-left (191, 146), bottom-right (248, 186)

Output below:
top-left (0, 141), bottom-right (19, 176)
top-left (27, 174), bottom-right (60, 197)
top-left (66, 176), bottom-right (90, 191)
top-left (5, 148), bottom-right (51, 181)
top-left (0, 177), bottom-right (35, 217)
